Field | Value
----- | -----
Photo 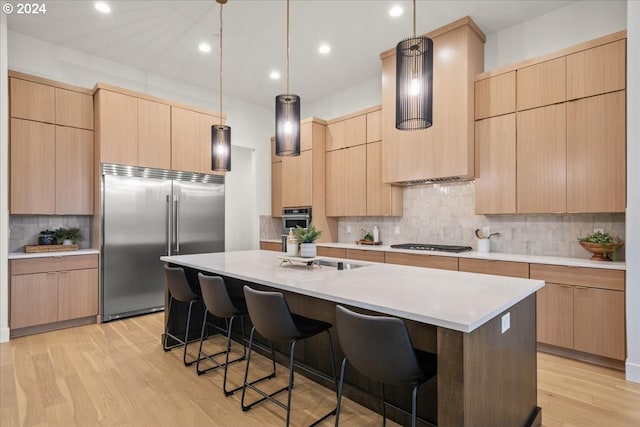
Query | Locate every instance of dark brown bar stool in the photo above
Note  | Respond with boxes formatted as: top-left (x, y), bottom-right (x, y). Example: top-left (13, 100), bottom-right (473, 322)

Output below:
top-left (241, 285), bottom-right (338, 427)
top-left (163, 265), bottom-right (201, 366)
top-left (334, 305), bottom-right (438, 427)
top-left (196, 273), bottom-right (248, 396)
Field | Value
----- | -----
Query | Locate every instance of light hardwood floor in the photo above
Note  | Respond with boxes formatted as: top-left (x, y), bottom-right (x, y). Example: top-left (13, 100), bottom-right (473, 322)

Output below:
top-left (1, 313), bottom-right (639, 426)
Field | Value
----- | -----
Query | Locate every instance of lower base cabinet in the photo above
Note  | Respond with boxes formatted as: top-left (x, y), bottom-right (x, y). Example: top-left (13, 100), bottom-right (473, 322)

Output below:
top-left (10, 254), bottom-right (99, 334)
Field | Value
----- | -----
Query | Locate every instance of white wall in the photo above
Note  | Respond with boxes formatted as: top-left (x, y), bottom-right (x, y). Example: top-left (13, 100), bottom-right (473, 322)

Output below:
top-left (303, 76), bottom-right (381, 120)
top-left (7, 31), bottom-right (273, 217)
top-left (626, 0), bottom-right (639, 383)
top-left (0, 13), bottom-right (10, 343)
top-left (485, 0), bottom-right (627, 70)
top-left (225, 145), bottom-right (258, 251)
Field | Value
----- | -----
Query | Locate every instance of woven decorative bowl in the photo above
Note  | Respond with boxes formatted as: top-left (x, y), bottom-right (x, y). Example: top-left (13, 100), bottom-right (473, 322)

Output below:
top-left (579, 241), bottom-right (624, 261)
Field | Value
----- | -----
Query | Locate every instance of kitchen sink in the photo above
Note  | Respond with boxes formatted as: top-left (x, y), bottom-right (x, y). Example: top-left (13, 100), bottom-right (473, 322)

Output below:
top-left (317, 259), bottom-right (368, 270)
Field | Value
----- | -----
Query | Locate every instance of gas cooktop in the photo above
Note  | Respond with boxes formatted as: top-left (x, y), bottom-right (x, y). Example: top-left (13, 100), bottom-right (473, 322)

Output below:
top-left (390, 243), bottom-right (473, 253)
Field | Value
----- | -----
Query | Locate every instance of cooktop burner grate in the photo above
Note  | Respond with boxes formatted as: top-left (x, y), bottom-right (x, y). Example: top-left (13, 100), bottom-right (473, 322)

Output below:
top-left (390, 243), bottom-right (473, 253)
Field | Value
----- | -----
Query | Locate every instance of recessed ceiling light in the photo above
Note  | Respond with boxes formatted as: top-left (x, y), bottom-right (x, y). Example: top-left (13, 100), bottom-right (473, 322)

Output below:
top-left (270, 71), bottom-right (281, 80)
top-left (318, 44), bottom-right (331, 55)
top-left (389, 5), bottom-right (403, 17)
top-left (198, 42), bottom-right (211, 53)
top-left (94, 2), bottom-right (111, 13)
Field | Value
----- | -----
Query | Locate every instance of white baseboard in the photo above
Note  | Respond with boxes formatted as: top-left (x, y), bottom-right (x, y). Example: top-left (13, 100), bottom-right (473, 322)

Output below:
top-left (0, 327), bottom-right (9, 343)
top-left (626, 360), bottom-right (640, 384)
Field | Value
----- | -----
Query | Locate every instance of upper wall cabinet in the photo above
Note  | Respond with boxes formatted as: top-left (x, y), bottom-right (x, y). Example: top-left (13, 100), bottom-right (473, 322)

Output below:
top-left (474, 71), bottom-right (515, 120)
top-left (94, 89), bottom-right (138, 166)
top-left (326, 114), bottom-right (366, 151)
top-left (171, 106), bottom-right (221, 175)
top-left (9, 72), bottom-right (95, 215)
top-left (474, 31), bottom-right (627, 214)
top-left (381, 17), bottom-right (485, 184)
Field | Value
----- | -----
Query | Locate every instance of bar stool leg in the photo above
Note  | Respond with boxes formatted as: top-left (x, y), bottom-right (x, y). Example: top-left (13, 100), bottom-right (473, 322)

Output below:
top-left (163, 296), bottom-right (174, 351)
top-left (285, 340), bottom-right (298, 427)
top-left (411, 383), bottom-right (420, 427)
top-left (241, 327), bottom-right (280, 412)
top-left (381, 383), bottom-right (387, 426)
top-left (183, 300), bottom-right (196, 366)
top-left (335, 357), bottom-right (348, 427)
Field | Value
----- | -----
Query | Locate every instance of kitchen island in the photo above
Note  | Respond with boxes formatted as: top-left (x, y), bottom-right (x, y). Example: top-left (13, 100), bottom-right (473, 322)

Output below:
top-left (162, 250), bottom-right (544, 427)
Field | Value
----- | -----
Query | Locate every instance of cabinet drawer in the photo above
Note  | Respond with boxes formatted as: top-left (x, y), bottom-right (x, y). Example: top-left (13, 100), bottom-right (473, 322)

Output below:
top-left (317, 247), bottom-right (347, 258)
top-left (384, 252), bottom-right (458, 271)
top-left (10, 255), bottom-right (99, 275)
top-left (459, 258), bottom-right (529, 278)
top-left (346, 249), bottom-right (384, 263)
top-left (530, 263), bottom-right (624, 291)
top-left (260, 241), bottom-right (282, 252)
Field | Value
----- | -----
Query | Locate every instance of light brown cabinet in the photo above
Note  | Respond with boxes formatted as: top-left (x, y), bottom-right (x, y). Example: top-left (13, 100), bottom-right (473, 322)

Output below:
top-left (366, 110), bottom-right (382, 143)
top-left (317, 247), bottom-right (347, 258)
top-left (566, 39), bottom-right (626, 100)
top-left (516, 57), bottom-right (566, 111)
top-left (55, 88), bottom-right (94, 130)
top-left (10, 77), bottom-right (55, 123)
top-left (474, 114), bottom-right (516, 214)
top-left (282, 150), bottom-right (313, 208)
top-left (384, 252), bottom-right (458, 271)
top-left (55, 127), bottom-right (94, 214)
top-left (95, 89), bottom-right (138, 166)
top-left (531, 263), bottom-right (625, 361)
top-left (366, 141), bottom-right (403, 216)
top-left (326, 145), bottom-right (366, 217)
top-left (325, 149), bottom-right (345, 217)
top-left (326, 114), bottom-right (366, 151)
top-left (10, 255), bottom-right (99, 336)
top-left (566, 91), bottom-right (626, 213)
top-left (260, 241), bottom-right (282, 252)
top-left (381, 18), bottom-right (485, 183)
top-left (458, 258), bottom-right (529, 278)
top-left (345, 249), bottom-right (385, 263)
top-left (271, 161), bottom-right (283, 218)
top-left (171, 106), bottom-right (222, 175)
top-left (474, 71), bottom-right (516, 120)
top-left (516, 104), bottom-right (566, 213)
top-left (138, 99), bottom-right (171, 169)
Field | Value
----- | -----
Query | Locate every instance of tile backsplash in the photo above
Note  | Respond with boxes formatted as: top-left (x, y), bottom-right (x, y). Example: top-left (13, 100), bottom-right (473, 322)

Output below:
top-left (9, 215), bottom-right (93, 252)
top-left (261, 181), bottom-right (626, 260)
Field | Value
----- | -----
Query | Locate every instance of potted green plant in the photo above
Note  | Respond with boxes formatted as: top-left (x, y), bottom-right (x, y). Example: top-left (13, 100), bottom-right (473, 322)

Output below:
top-left (54, 227), bottom-right (84, 245)
top-left (577, 231), bottom-right (624, 261)
top-left (295, 223), bottom-right (322, 258)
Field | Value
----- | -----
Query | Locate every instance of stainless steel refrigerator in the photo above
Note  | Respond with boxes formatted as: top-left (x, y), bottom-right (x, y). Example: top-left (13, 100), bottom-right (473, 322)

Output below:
top-left (101, 164), bottom-right (224, 322)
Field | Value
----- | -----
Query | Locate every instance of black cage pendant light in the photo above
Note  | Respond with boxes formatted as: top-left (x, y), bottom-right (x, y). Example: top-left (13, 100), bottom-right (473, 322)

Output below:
top-left (211, 0), bottom-right (231, 171)
top-left (396, 0), bottom-right (433, 131)
top-left (275, 0), bottom-right (301, 156)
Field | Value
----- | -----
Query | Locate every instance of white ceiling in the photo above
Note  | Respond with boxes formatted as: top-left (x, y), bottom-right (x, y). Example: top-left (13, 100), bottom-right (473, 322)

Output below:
top-left (7, 0), bottom-right (575, 108)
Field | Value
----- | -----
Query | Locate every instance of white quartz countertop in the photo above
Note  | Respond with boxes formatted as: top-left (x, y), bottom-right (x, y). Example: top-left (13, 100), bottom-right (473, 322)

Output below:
top-left (260, 240), bottom-right (626, 270)
top-left (161, 250), bottom-right (544, 333)
top-left (8, 249), bottom-right (100, 259)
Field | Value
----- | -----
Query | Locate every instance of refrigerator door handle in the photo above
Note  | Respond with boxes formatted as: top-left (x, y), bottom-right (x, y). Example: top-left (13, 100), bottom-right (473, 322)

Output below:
top-left (175, 194), bottom-right (180, 254)
top-left (166, 194), bottom-right (172, 255)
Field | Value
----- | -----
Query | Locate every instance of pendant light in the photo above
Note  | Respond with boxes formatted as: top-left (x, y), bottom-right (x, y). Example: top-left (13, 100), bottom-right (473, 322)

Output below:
top-left (211, 0), bottom-right (231, 171)
top-left (395, 0), bottom-right (433, 131)
top-left (275, 0), bottom-right (301, 156)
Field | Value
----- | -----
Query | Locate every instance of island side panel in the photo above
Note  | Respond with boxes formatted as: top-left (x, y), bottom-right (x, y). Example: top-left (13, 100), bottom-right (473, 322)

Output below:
top-left (464, 294), bottom-right (539, 427)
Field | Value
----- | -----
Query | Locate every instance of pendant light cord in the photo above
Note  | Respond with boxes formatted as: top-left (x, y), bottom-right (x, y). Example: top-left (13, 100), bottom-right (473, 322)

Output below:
top-left (219, 3), bottom-right (223, 117)
top-left (286, 0), bottom-right (290, 96)
top-left (413, 0), bottom-right (416, 37)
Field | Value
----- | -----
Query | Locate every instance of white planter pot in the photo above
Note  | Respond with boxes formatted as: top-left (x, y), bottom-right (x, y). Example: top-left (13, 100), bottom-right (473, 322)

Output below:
top-left (299, 243), bottom-right (317, 258)
top-left (62, 239), bottom-right (73, 246)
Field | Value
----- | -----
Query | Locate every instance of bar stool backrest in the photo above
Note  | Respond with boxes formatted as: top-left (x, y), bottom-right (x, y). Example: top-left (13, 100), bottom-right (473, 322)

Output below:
top-left (243, 286), bottom-right (300, 341)
top-left (198, 273), bottom-right (238, 318)
top-left (335, 305), bottom-right (424, 385)
top-left (164, 265), bottom-right (198, 302)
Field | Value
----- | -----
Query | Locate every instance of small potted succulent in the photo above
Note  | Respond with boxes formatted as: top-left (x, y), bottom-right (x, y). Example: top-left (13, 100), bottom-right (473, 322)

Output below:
top-left (54, 227), bottom-right (84, 246)
top-left (577, 231), bottom-right (623, 261)
top-left (295, 223), bottom-right (322, 258)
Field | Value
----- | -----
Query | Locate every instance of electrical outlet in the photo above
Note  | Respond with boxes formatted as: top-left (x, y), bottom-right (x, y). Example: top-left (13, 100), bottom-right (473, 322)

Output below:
top-left (482, 226), bottom-right (490, 237)
top-left (501, 312), bottom-right (510, 334)
top-left (594, 228), bottom-right (604, 234)
top-left (394, 226), bottom-right (400, 235)
top-left (346, 225), bottom-right (352, 234)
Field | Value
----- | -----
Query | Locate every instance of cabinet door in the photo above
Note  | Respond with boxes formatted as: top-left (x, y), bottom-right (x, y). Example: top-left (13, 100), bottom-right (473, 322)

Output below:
top-left (10, 273), bottom-right (58, 329)
top-left (517, 104), bottom-right (566, 213)
top-left (566, 91), bottom-right (626, 213)
top-left (55, 88), bottom-right (94, 130)
top-left (326, 120), bottom-right (345, 151)
top-left (574, 287), bottom-right (625, 360)
top-left (367, 141), bottom-right (402, 217)
top-left (366, 110), bottom-right (382, 143)
top-left (566, 39), bottom-right (626, 100)
top-left (10, 78), bottom-right (55, 123)
top-left (475, 114), bottom-right (516, 214)
top-left (325, 149), bottom-right (345, 216)
top-left (138, 99), bottom-right (171, 169)
top-left (171, 107), bottom-right (201, 173)
top-left (282, 150), bottom-right (312, 208)
top-left (271, 161), bottom-right (283, 217)
top-left (345, 249), bottom-right (385, 263)
top-left (57, 269), bottom-right (99, 321)
top-left (458, 258), bottom-right (529, 278)
top-left (55, 127), bottom-right (94, 214)
top-left (474, 72), bottom-right (516, 119)
top-left (95, 90), bottom-right (138, 165)
top-left (10, 119), bottom-right (56, 214)
top-left (516, 57), bottom-right (566, 111)
top-left (536, 283), bottom-right (573, 348)
top-left (384, 252), bottom-right (458, 271)
top-left (344, 145), bottom-right (367, 216)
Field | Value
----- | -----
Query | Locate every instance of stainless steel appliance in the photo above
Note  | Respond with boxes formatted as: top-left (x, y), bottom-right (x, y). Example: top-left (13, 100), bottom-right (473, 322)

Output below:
top-left (390, 243), bottom-right (472, 253)
top-left (101, 164), bottom-right (225, 322)
top-left (281, 207), bottom-right (311, 251)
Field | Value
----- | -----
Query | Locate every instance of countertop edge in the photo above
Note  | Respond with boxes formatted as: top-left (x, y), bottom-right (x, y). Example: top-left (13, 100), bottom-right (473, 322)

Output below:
top-left (260, 240), bottom-right (626, 270)
top-left (9, 249), bottom-right (100, 259)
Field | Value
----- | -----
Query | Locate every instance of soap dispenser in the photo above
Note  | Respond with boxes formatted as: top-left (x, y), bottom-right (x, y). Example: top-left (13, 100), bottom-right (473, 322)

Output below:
top-left (373, 225), bottom-right (379, 243)
top-left (286, 228), bottom-right (298, 256)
